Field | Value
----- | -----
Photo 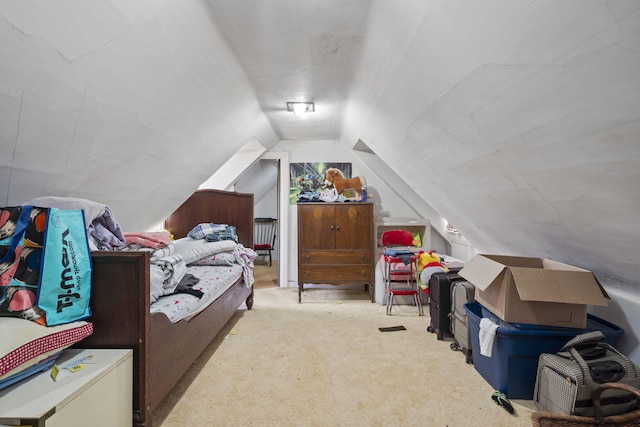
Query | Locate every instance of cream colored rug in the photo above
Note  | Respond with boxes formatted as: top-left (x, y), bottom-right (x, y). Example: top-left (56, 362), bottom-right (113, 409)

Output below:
top-left (153, 287), bottom-right (536, 427)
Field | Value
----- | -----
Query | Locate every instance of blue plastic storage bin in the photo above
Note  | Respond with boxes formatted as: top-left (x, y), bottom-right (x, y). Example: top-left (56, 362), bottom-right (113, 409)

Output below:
top-left (464, 301), bottom-right (624, 400)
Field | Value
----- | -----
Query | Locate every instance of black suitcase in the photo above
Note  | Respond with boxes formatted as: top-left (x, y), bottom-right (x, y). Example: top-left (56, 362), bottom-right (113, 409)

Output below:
top-left (426, 270), bottom-right (462, 340)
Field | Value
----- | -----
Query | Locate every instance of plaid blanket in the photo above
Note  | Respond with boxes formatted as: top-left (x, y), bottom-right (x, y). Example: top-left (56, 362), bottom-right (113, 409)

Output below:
top-left (188, 223), bottom-right (238, 243)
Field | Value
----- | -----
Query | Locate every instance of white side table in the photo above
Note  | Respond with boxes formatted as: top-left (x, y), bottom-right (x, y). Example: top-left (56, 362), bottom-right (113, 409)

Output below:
top-left (0, 348), bottom-right (133, 427)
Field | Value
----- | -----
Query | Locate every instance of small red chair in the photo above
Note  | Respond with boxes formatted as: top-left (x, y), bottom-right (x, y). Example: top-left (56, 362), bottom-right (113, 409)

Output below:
top-left (381, 230), bottom-right (423, 316)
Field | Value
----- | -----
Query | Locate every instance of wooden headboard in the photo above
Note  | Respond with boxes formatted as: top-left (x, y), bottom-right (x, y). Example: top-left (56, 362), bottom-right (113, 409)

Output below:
top-left (163, 189), bottom-right (254, 248)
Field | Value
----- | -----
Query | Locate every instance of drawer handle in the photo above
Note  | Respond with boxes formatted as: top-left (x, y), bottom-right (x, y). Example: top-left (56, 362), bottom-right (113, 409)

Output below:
top-left (305, 255), bottom-right (311, 261)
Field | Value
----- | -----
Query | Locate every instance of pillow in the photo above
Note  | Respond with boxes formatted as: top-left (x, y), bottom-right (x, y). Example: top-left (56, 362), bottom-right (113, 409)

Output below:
top-left (191, 251), bottom-right (236, 266)
top-left (0, 318), bottom-right (93, 382)
top-left (173, 237), bottom-right (237, 265)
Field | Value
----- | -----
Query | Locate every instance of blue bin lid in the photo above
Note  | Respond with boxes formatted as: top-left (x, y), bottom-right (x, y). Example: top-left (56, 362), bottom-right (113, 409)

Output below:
top-left (464, 301), bottom-right (624, 338)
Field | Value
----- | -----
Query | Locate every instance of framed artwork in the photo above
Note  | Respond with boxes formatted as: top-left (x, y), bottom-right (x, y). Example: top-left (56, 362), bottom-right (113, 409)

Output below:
top-left (289, 162), bottom-right (352, 204)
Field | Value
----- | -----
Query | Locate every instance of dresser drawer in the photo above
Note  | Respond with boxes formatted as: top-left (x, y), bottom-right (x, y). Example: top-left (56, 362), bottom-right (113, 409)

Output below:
top-left (298, 264), bottom-right (372, 283)
top-left (299, 251), bottom-right (371, 264)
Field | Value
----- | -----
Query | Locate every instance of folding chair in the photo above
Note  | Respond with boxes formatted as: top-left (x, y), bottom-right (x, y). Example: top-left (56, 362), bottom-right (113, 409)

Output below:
top-left (381, 229), bottom-right (423, 316)
top-left (254, 218), bottom-right (277, 266)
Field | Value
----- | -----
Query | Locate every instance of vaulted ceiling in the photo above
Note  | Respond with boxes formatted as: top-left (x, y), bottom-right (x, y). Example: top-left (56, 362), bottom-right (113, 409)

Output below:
top-left (208, 0), bottom-right (371, 140)
top-left (2, 0), bottom-right (640, 289)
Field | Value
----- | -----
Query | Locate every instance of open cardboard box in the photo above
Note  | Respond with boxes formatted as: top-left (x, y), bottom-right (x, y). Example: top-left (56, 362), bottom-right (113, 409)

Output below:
top-left (459, 254), bottom-right (609, 328)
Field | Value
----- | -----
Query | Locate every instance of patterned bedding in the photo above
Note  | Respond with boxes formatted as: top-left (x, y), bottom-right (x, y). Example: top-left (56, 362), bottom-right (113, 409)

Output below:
top-left (122, 229), bottom-right (257, 324)
top-left (150, 264), bottom-right (243, 323)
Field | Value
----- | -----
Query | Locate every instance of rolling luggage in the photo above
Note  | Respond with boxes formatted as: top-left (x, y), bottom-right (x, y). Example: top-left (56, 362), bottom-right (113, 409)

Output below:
top-left (534, 331), bottom-right (640, 418)
top-left (426, 270), bottom-right (462, 340)
top-left (450, 280), bottom-right (475, 363)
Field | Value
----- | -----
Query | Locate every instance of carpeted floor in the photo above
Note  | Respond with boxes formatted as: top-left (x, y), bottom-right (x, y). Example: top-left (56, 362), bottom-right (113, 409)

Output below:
top-left (152, 283), bottom-right (537, 426)
top-left (253, 261), bottom-right (279, 289)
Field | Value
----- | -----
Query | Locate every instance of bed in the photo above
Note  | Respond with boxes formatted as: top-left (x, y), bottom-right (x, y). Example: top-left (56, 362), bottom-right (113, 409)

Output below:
top-left (77, 189), bottom-right (255, 427)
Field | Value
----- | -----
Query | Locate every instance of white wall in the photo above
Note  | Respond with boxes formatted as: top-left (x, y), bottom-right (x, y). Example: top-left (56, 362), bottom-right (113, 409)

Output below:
top-left (268, 139), bottom-right (453, 287)
top-left (338, 2), bottom-right (640, 364)
top-left (254, 185), bottom-right (278, 218)
top-left (588, 277), bottom-right (640, 365)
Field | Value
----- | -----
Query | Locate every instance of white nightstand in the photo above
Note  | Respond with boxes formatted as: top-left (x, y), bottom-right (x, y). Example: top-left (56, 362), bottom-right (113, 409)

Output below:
top-left (0, 348), bottom-right (133, 427)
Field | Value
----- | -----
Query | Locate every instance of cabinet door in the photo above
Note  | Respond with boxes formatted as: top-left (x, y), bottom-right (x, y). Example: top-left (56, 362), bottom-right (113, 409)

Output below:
top-left (335, 205), bottom-right (372, 250)
top-left (298, 204), bottom-right (336, 249)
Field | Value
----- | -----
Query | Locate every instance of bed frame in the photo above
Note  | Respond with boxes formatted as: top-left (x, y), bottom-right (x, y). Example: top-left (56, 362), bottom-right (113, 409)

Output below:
top-left (77, 189), bottom-right (254, 427)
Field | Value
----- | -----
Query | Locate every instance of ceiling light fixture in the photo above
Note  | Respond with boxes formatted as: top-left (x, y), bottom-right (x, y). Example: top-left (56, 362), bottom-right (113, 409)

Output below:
top-left (287, 102), bottom-right (315, 115)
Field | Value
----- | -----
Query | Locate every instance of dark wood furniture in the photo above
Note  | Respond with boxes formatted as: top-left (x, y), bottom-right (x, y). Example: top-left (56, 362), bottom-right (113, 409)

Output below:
top-left (297, 202), bottom-right (374, 302)
top-left (77, 189), bottom-right (254, 427)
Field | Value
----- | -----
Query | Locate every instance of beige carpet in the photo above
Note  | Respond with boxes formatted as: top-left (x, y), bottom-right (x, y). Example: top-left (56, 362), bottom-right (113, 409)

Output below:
top-left (152, 286), bottom-right (537, 427)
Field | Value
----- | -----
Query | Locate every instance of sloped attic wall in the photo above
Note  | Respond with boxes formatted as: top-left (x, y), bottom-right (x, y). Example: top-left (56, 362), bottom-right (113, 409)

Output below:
top-left (234, 158), bottom-right (278, 207)
top-left (343, 1), bottom-right (640, 287)
top-left (0, 0), bottom-right (277, 231)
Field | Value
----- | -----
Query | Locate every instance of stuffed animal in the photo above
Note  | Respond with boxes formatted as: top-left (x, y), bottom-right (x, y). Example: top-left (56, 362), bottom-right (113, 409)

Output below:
top-left (324, 168), bottom-right (364, 196)
top-left (418, 251), bottom-right (448, 289)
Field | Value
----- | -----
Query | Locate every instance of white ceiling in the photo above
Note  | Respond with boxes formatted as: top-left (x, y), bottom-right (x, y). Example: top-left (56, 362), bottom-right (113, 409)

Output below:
top-left (207, 0), bottom-right (372, 140)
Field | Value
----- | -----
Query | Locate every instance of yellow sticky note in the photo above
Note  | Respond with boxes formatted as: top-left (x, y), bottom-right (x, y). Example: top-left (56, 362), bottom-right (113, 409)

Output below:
top-left (51, 364), bottom-right (60, 381)
top-left (68, 364), bottom-right (86, 373)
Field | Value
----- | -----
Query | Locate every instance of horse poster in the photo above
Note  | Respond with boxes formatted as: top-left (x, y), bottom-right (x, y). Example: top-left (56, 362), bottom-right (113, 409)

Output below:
top-left (289, 162), bottom-right (352, 204)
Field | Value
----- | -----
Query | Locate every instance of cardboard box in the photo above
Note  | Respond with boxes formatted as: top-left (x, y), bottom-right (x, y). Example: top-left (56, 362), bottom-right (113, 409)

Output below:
top-left (459, 254), bottom-right (608, 328)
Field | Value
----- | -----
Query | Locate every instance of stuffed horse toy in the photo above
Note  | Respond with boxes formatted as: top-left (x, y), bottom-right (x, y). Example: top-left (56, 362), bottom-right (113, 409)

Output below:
top-left (324, 168), bottom-right (364, 196)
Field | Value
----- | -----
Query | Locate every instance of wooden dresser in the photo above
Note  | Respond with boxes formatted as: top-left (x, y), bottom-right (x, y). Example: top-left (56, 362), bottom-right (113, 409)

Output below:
top-left (297, 202), bottom-right (374, 302)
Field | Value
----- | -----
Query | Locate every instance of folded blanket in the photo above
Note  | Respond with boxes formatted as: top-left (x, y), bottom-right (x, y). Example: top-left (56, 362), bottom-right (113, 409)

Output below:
top-left (153, 254), bottom-right (187, 295)
top-left (149, 242), bottom-right (175, 262)
top-left (149, 265), bottom-right (166, 304)
top-left (25, 196), bottom-right (126, 251)
top-left (188, 223), bottom-right (238, 243)
top-left (124, 231), bottom-right (172, 249)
